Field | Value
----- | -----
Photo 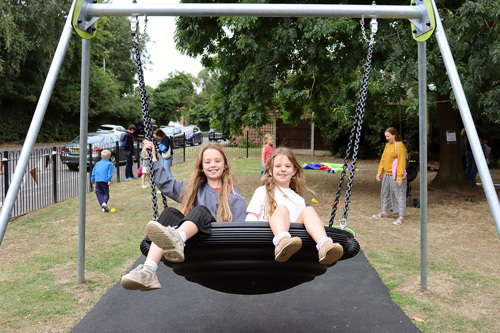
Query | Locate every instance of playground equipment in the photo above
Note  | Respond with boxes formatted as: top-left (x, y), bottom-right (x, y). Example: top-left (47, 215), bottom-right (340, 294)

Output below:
top-left (0, 1), bottom-right (498, 294)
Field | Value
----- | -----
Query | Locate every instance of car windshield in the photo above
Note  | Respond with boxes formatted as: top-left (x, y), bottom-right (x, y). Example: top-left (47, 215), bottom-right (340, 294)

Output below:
top-left (71, 134), bottom-right (106, 144)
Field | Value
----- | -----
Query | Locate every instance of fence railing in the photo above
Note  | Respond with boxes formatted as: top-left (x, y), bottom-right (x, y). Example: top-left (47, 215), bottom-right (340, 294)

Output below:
top-left (0, 130), bottom-right (271, 220)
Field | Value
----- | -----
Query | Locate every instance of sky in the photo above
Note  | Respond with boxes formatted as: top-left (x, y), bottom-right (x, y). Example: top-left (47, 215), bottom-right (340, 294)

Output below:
top-left (111, 0), bottom-right (204, 88)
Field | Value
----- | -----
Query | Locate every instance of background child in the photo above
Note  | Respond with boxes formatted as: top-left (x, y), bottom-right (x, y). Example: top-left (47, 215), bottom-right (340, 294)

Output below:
top-left (261, 133), bottom-right (275, 176)
top-left (91, 150), bottom-right (113, 213)
top-left (247, 147), bottom-right (343, 265)
top-left (373, 127), bottom-right (407, 225)
top-left (121, 142), bottom-right (247, 291)
top-left (140, 150), bottom-right (151, 188)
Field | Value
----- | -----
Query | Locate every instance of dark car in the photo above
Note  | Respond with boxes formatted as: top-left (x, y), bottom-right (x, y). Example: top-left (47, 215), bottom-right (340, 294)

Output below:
top-left (208, 128), bottom-right (228, 141)
top-left (161, 126), bottom-right (185, 149)
top-left (60, 132), bottom-right (130, 170)
top-left (181, 126), bottom-right (203, 146)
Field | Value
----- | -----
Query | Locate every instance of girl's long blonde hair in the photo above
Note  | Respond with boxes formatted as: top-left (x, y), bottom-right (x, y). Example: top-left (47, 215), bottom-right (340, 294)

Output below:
top-left (261, 147), bottom-right (306, 219)
top-left (180, 143), bottom-right (236, 222)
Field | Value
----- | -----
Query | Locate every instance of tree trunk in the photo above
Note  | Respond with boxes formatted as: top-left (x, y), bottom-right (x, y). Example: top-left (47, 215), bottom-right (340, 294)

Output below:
top-left (429, 94), bottom-right (470, 191)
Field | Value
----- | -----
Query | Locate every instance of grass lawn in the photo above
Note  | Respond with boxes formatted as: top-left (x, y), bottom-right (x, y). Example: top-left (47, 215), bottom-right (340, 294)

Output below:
top-left (0, 153), bottom-right (499, 332)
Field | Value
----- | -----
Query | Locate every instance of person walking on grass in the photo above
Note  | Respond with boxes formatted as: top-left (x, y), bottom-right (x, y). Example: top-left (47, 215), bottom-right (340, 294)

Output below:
top-left (121, 124), bottom-right (136, 180)
top-left (91, 150), bottom-right (113, 213)
top-left (373, 127), bottom-right (407, 225)
top-left (154, 128), bottom-right (174, 179)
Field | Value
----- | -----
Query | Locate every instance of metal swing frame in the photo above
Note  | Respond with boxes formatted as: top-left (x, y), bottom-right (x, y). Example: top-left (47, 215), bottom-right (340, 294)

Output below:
top-left (0, 1), bottom-right (498, 293)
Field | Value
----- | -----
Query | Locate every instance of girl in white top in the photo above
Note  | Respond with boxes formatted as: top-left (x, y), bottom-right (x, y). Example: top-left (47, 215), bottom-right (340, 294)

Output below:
top-left (246, 147), bottom-right (343, 265)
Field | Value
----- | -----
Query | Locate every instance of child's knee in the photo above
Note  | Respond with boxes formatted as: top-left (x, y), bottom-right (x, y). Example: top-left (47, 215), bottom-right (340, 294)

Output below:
top-left (303, 206), bottom-right (317, 215)
top-left (276, 205), bottom-right (290, 214)
top-left (271, 205), bottom-right (291, 219)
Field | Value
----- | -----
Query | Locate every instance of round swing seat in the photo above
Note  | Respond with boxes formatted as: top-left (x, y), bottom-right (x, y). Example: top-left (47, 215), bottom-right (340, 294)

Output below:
top-left (140, 222), bottom-right (360, 295)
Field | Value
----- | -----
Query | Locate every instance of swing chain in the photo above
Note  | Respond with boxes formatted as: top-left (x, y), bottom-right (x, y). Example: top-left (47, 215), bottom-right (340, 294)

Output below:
top-left (361, 16), bottom-right (378, 44)
top-left (132, 19), bottom-right (168, 220)
top-left (329, 25), bottom-right (376, 228)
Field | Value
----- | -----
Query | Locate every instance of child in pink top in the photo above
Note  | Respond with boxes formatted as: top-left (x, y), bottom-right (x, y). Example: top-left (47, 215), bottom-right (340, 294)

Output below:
top-left (261, 134), bottom-right (275, 176)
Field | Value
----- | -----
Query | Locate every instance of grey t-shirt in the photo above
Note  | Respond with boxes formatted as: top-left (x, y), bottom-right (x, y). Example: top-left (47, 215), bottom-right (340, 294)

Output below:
top-left (152, 162), bottom-right (247, 221)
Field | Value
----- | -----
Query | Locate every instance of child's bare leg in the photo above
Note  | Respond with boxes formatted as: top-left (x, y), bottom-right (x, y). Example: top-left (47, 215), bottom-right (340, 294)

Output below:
top-left (295, 206), bottom-right (328, 242)
top-left (269, 204), bottom-right (291, 235)
top-left (177, 220), bottom-right (199, 240)
top-left (141, 173), bottom-right (146, 186)
top-left (146, 242), bottom-right (164, 264)
top-left (270, 205), bottom-right (302, 262)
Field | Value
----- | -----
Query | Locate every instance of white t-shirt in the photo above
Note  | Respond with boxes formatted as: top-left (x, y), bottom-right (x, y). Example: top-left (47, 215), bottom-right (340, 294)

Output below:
top-left (246, 185), bottom-right (306, 222)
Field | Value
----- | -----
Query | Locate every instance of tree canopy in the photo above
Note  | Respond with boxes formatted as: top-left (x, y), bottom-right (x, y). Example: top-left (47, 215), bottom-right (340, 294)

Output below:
top-left (0, 0), bottom-right (144, 143)
top-left (174, 0), bottom-right (499, 166)
top-left (149, 71), bottom-right (196, 126)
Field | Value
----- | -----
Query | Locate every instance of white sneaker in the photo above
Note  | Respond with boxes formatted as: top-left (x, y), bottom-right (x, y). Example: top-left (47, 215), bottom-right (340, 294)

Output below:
top-left (393, 218), bottom-right (404, 225)
top-left (141, 185), bottom-right (148, 189)
top-left (121, 264), bottom-right (161, 291)
top-left (101, 202), bottom-right (109, 212)
top-left (147, 221), bottom-right (185, 262)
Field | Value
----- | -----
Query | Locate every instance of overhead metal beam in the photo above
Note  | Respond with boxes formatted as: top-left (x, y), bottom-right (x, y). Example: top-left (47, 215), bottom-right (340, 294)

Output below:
top-left (85, 3), bottom-right (424, 19)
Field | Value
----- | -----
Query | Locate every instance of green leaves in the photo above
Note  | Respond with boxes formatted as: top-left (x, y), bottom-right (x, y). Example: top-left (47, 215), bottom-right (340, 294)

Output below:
top-left (149, 72), bottom-right (196, 126)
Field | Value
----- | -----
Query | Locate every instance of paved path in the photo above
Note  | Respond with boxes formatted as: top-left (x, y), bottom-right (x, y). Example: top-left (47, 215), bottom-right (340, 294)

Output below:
top-left (72, 251), bottom-right (420, 333)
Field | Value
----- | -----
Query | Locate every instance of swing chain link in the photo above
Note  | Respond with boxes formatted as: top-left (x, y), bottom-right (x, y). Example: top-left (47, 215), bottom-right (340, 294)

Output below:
top-left (132, 18), bottom-right (167, 220)
top-left (361, 16), bottom-right (378, 44)
top-left (329, 27), bottom-right (376, 229)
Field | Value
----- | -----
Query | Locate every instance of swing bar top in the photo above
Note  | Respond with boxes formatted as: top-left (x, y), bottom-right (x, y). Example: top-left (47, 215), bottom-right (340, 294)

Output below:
top-left (73, 0), bottom-right (435, 40)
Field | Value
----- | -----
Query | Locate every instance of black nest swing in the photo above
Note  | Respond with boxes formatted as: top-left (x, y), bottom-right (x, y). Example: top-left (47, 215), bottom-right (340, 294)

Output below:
top-left (140, 222), bottom-right (360, 295)
top-left (132, 17), bottom-right (375, 295)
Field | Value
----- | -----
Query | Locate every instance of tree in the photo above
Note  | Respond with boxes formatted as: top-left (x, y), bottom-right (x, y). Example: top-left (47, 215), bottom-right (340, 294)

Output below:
top-left (382, 0), bottom-right (499, 189)
top-left (149, 72), bottom-right (196, 126)
top-left (184, 69), bottom-right (218, 130)
top-left (174, 0), bottom-right (499, 188)
top-left (0, 0), bottom-right (144, 143)
top-left (174, 0), bottom-right (418, 153)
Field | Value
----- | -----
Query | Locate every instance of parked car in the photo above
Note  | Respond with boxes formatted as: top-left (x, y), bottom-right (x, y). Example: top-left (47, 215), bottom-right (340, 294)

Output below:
top-left (97, 124), bottom-right (126, 135)
top-left (60, 132), bottom-right (131, 170)
top-left (181, 126), bottom-right (203, 146)
top-left (208, 128), bottom-right (228, 141)
top-left (161, 126), bottom-right (185, 149)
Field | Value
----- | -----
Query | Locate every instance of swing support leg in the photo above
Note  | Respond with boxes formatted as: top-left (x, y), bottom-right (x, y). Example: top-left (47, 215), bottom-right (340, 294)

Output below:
top-left (0, 0), bottom-right (78, 245)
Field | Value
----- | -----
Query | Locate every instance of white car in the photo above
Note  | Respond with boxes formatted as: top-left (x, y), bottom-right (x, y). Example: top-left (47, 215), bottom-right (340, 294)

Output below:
top-left (97, 124), bottom-right (127, 135)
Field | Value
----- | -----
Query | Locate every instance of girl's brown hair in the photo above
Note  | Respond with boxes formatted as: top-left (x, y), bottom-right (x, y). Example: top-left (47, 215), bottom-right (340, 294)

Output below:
top-left (180, 143), bottom-right (236, 222)
top-left (261, 147), bottom-right (306, 219)
top-left (154, 128), bottom-right (166, 138)
top-left (385, 127), bottom-right (401, 142)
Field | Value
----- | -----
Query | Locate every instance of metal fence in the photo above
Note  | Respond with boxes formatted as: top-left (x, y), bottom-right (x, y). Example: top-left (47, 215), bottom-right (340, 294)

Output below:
top-left (0, 130), bottom-right (272, 220)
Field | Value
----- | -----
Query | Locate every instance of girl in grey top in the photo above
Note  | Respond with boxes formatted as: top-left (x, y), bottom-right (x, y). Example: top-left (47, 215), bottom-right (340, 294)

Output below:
top-left (121, 142), bottom-right (246, 291)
